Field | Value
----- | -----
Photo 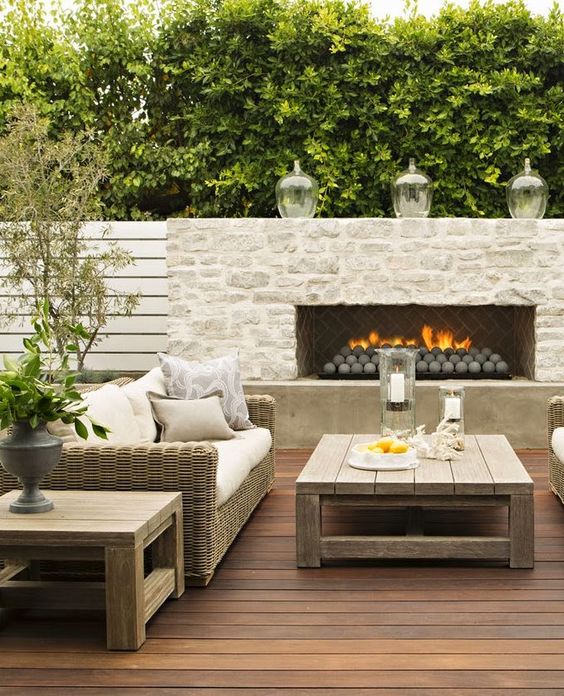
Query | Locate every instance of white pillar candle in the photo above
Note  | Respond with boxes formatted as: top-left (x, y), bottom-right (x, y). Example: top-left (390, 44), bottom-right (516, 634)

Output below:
top-left (444, 396), bottom-right (461, 420)
top-left (389, 373), bottom-right (405, 402)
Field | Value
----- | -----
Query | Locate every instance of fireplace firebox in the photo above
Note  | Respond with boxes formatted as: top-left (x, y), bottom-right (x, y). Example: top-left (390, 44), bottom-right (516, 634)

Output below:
top-left (296, 304), bottom-right (535, 380)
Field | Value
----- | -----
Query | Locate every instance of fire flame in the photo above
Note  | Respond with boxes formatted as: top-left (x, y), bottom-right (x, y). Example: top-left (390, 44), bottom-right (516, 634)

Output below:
top-left (348, 324), bottom-right (472, 351)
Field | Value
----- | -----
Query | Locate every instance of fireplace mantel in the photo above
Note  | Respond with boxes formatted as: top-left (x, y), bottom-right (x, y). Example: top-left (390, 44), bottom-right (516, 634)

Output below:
top-left (167, 218), bottom-right (564, 382)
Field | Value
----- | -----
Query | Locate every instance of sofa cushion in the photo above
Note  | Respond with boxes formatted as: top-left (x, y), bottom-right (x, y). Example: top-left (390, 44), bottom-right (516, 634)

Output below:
top-left (552, 428), bottom-right (564, 463)
top-left (122, 367), bottom-right (167, 442)
top-left (159, 352), bottom-right (254, 430)
top-left (148, 391), bottom-right (235, 443)
top-left (213, 427), bottom-right (273, 506)
top-left (47, 383), bottom-right (142, 444)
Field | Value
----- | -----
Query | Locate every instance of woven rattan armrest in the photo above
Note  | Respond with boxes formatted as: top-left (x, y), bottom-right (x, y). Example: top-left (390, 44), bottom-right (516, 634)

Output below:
top-left (547, 396), bottom-right (564, 504)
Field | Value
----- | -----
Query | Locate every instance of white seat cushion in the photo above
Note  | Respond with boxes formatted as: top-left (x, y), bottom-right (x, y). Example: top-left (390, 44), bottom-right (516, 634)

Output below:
top-left (48, 383), bottom-right (142, 444)
top-left (213, 427), bottom-right (272, 506)
top-left (552, 427), bottom-right (564, 463)
top-left (122, 367), bottom-right (167, 442)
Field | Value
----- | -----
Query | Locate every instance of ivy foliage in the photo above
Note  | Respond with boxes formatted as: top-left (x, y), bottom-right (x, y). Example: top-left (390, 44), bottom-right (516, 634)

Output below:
top-left (0, 0), bottom-right (562, 218)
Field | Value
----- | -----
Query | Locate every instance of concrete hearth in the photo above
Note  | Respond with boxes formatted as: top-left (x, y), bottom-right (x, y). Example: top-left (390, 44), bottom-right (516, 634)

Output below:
top-left (243, 379), bottom-right (562, 449)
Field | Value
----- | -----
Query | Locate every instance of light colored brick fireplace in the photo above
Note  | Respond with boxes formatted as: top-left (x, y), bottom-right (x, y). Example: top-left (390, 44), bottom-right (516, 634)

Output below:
top-left (167, 218), bottom-right (564, 383)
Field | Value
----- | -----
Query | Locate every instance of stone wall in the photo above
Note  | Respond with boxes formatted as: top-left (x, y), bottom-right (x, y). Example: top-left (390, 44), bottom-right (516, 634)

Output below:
top-left (167, 218), bottom-right (564, 381)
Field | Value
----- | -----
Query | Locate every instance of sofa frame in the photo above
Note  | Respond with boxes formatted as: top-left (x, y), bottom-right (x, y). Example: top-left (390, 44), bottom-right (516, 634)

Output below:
top-left (0, 378), bottom-right (276, 586)
top-left (547, 396), bottom-right (564, 505)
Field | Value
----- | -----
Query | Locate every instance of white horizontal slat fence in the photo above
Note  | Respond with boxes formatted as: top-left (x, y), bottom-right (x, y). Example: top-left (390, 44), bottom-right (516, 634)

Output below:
top-left (0, 222), bottom-right (168, 373)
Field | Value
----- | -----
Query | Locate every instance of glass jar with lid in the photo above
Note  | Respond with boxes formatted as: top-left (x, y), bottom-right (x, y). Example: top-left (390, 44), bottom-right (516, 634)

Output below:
top-left (275, 160), bottom-right (319, 218)
top-left (391, 158), bottom-right (433, 218)
top-left (506, 158), bottom-right (548, 219)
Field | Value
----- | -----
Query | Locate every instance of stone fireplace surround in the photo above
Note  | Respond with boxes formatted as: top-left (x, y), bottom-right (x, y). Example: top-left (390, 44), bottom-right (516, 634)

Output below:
top-left (167, 218), bottom-right (564, 447)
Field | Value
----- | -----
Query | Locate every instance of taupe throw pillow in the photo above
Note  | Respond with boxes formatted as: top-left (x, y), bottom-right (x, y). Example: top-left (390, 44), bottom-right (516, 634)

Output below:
top-left (147, 391), bottom-right (235, 442)
top-left (158, 352), bottom-right (254, 430)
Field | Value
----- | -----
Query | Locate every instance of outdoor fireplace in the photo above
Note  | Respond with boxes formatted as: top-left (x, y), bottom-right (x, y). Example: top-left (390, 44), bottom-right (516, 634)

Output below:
top-left (296, 304), bottom-right (535, 380)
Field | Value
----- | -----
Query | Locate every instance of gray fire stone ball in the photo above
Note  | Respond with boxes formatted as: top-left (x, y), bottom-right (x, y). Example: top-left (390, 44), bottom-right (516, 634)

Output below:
top-left (424, 353), bottom-right (435, 363)
top-left (482, 361), bottom-right (496, 373)
top-left (352, 345), bottom-right (364, 357)
top-left (416, 360), bottom-right (429, 372)
top-left (366, 346), bottom-right (375, 357)
top-left (468, 361), bottom-right (481, 373)
top-left (418, 346), bottom-right (429, 355)
top-left (469, 347), bottom-right (479, 357)
top-left (351, 362), bottom-right (364, 374)
top-left (345, 355), bottom-right (358, 365)
top-left (475, 353), bottom-right (487, 365)
top-left (358, 354), bottom-right (370, 365)
top-left (449, 354), bottom-right (462, 364)
top-left (481, 347), bottom-right (493, 358)
top-left (444, 347), bottom-right (454, 356)
top-left (340, 345), bottom-right (352, 357)
top-left (381, 342), bottom-right (392, 348)
top-left (496, 361), bottom-right (509, 374)
top-left (442, 361), bottom-right (455, 373)
top-left (429, 360), bottom-right (442, 373)
top-left (364, 362), bottom-right (377, 374)
top-left (462, 354), bottom-right (474, 364)
top-left (456, 348), bottom-right (467, 356)
top-left (333, 354), bottom-right (345, 366)
top-left (323, 362), bottom-right (337, 374)
top-left (436, 353), bottom-right (447, 364)
top-left (455, 361), bottom-right (468, 373)
top-left (431, 347), bottom-right (442, 356)
top-left (489, 353), bottom-right (502, 364)
top-left (371, 353), bottom-right (380, 364)
top-left (407, 343), bottom-right (418, 350)
top-left (338, 363), bottom-right (351, 374)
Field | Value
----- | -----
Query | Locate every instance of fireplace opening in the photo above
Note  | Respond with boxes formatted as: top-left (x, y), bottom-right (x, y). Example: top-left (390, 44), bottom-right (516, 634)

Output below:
top-left (295, 304), bottom-right (535, 380)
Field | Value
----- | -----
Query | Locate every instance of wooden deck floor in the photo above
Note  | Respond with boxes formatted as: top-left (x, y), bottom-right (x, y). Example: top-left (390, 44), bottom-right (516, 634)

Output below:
top-left (0, 448), bottom-right (563, 694)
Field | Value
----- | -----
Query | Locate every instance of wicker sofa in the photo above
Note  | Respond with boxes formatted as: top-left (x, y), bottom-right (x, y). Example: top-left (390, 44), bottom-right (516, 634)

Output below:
top-left (0, 378), bottom-right (276, 585)
top-left (547, 396), bottom-right (564, 505)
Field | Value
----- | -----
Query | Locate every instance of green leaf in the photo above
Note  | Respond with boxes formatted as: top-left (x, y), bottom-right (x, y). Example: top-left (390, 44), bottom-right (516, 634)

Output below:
top-left (74, 419), bottom-right (89, 440)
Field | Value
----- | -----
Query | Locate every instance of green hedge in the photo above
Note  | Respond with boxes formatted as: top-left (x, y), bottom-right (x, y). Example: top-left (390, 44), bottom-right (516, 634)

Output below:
top-left (1, 0), bottom-right (563, 218)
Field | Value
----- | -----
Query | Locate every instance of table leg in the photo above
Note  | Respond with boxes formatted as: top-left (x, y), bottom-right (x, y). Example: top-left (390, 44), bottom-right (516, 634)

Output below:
top-left (296, 494), bottom-right (321, 568)
top-left (152, 509), bottom-right (185, 599)
top-left (509, 494), bottom-right (534, 568)
top-left (105, 544), bottom-right (145, 650)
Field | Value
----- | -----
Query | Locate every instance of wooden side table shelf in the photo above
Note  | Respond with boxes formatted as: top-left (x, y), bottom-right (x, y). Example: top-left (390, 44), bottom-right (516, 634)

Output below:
top-left (0, 489), bottom-right (184, 650)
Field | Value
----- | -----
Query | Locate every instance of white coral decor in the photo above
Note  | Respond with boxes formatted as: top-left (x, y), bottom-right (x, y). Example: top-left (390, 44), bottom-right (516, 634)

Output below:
top-left (407, 420), bottom-right (463, 461)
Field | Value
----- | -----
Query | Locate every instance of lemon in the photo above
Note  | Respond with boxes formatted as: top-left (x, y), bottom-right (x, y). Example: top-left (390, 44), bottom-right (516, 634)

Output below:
top-left (389, 441), bottom-right (409, 454)
top-left (367, 446), bottom-right (384, 454)
top-left (374, 437), bottom-right (394, 452)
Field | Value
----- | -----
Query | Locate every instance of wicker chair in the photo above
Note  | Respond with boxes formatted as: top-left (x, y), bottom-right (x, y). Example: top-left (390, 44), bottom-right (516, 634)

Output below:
top-left (547, 396), bottom-right (564, 505)
top-left (0, 379), bottom-right (276, 586)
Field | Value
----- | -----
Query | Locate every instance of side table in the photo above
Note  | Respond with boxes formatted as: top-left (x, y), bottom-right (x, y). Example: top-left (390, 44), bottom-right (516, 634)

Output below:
top-left (0, 489), bottom-right (184, 650)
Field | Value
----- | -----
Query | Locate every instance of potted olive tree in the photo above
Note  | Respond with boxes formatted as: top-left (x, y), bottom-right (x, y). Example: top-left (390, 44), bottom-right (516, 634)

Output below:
top-left (0, 302), bottom-right (108, 514)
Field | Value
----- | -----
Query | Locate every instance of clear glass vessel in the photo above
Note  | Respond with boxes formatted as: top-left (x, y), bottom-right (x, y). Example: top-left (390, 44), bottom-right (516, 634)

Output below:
top-left (275, 160), bottom-right (319, 218)
top-left (391, 158), bottom-right (433, 218)
top-left (439, 384), bottom-right (465, 451)
top-left (506, 158), bottom-right (548, 219)
top-left (378, 348), bottom-right (417, 438)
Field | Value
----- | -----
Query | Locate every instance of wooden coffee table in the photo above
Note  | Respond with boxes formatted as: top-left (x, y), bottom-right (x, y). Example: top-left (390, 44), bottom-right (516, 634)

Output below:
top-left (296, 434), bottom-right (534, 569)
top-left (0, 490), bottom-right (184, 650)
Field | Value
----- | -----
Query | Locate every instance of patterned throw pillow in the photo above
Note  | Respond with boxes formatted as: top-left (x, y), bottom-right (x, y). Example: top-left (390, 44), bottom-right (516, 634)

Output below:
top-left (158, 352), bottom-right (254, 431)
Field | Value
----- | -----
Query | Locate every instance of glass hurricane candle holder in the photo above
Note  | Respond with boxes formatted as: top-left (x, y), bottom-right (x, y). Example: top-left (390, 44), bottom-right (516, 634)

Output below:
top-left (378, 348), bottom-right (417, 438)
top-left (439, 385), bottom-right (465, 451)
top-left (506, 158), bottom-right (548, 219)
top-left (391, 158), bottom-right (433, 218)
top-left (275, 160), bottom-right (319, 218)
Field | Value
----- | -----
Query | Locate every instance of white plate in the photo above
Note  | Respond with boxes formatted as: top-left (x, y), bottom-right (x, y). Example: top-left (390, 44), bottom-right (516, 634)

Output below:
top-left (347, 442), bottom-right (420, 471)
top-left (347, 458), bottom-right (420, 472)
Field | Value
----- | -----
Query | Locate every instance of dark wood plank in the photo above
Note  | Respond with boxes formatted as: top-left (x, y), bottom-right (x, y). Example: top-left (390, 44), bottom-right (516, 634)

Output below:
top-left (0, 447), bottom-right (562, 695)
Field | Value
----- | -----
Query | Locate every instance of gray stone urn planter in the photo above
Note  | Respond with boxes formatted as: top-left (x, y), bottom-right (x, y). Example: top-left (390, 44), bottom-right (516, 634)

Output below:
top-left (0, 422), bottom-right (63, 513)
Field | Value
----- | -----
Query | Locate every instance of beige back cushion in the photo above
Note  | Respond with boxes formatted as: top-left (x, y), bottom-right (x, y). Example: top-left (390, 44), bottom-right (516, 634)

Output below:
top-left (147, 391), bottom-right (235, 442)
